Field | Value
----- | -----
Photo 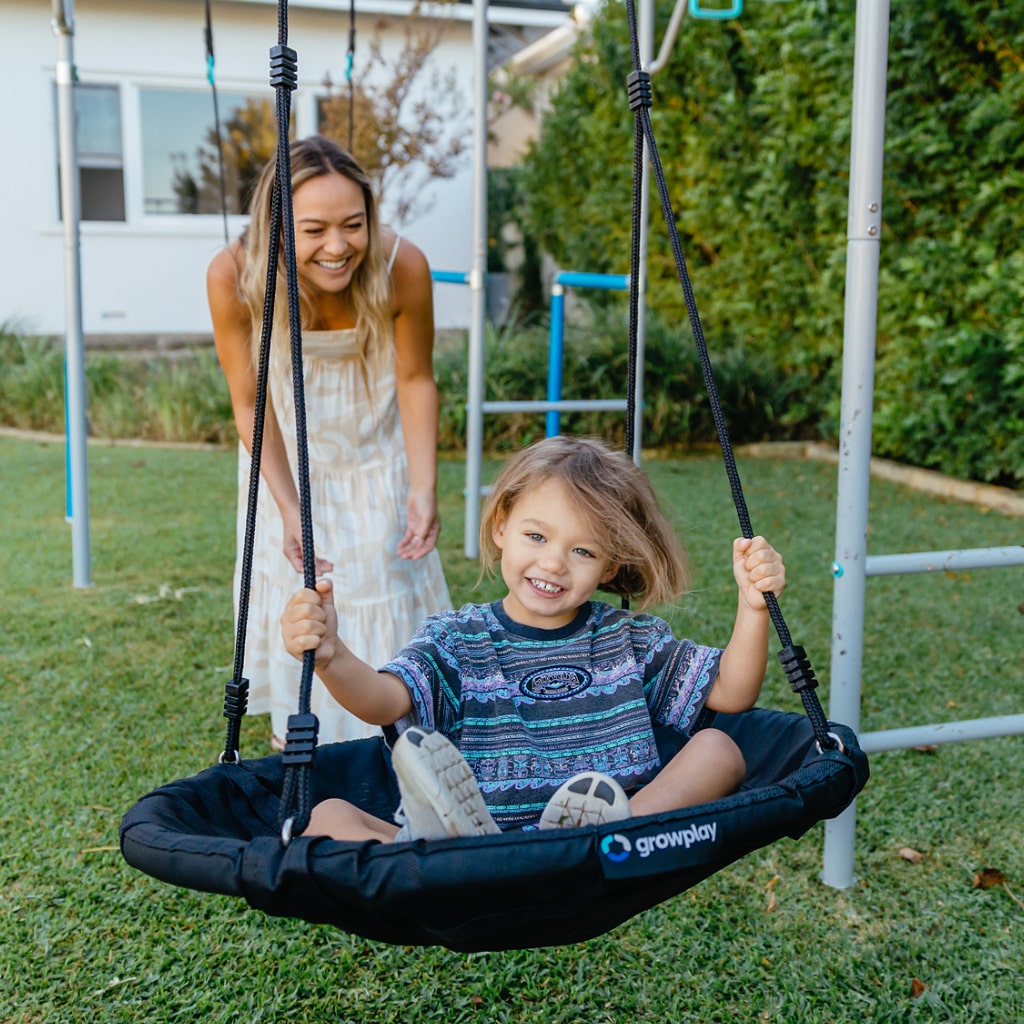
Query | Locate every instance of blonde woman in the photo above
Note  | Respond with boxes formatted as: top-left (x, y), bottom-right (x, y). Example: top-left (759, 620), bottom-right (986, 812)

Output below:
top-left (208, 136), bottom-right (450, 748)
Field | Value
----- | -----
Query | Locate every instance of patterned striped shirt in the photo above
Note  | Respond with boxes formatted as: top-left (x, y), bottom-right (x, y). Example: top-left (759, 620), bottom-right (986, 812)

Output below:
top-left (382, 599), bottom-right (721, 829)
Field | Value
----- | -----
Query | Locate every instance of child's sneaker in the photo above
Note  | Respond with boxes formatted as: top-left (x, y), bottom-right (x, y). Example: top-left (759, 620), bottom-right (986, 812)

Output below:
top-left (391, 727), bottom-right (500, 842)
top-left (539, 771), bottom-right (632, 829)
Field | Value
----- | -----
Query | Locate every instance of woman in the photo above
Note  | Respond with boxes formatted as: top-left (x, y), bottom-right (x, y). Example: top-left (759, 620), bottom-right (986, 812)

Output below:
top-left (207, 135), bottom-right (451, 747)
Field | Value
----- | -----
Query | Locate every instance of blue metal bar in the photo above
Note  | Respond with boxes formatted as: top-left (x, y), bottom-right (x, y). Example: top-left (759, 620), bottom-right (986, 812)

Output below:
top-left (546, 273), bottom-right (629, 436)
top-left (554, 272), bottom-right (629, 291)
top-left (431, 269), bottom-right (470, 285)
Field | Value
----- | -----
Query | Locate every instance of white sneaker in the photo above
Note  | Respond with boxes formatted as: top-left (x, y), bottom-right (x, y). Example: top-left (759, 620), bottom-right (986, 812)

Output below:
top-left (539, 771), bottom-right (632, 830)
top-left (391, 727), bottom-right (500, 842)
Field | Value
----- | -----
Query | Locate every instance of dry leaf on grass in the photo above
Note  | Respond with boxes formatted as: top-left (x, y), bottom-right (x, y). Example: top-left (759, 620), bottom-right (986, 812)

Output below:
top-left (898, 847), bottom-right (924, 864)
top-left (973, 867), bottom-right (1008, 889)
top-left (910, 978), bottom-right (928, 999)
top-left (971, 868), bottom-right (1024, 909)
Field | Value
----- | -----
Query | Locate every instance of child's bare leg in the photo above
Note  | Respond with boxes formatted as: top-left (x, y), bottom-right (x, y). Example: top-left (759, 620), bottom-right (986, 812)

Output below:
top-left (630, 729), bottom-right (746, 817)
top-left (301, 798), bottom-right (400, 843)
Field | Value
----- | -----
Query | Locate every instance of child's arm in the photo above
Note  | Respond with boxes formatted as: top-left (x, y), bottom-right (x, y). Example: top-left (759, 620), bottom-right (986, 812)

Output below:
top-left (280, 579), bottom-right (414, 726)
top-left (706, 537), bottom-right (786, 713)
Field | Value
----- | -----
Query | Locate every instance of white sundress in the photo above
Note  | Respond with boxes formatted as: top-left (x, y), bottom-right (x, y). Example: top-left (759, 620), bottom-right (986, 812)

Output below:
top-left (233, 259), bottom-right (451, 744)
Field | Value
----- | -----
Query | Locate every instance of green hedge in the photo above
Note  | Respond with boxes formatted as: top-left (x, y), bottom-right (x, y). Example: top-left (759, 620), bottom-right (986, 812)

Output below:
top-left (519, 0), bottom-right (1024, 486)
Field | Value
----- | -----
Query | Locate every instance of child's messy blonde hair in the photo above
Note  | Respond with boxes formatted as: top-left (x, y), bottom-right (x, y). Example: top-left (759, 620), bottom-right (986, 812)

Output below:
top-left (479, 436), bottom-right (690, 610)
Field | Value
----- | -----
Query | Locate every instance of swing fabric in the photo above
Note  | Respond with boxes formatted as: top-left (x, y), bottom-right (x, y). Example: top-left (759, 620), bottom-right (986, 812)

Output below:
top-left (120, 714), bottom-right (866, 951)
top-left (119, 0), bottom-right (869, 951)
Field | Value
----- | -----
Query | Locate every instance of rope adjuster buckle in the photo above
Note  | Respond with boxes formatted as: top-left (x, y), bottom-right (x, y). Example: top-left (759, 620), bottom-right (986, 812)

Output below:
top-left (626, 70), bottom-right (652, 111)
top-left (777, 644), bottom-right (819, 694)
top-left (281, 712), bottom-right (319, 767)
top-left (269, 44), bottom-right (298, 90)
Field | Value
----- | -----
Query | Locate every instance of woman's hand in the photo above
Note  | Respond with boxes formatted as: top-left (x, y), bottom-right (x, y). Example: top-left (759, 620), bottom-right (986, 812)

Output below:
top-left (396, 486), bottom-right (441, 560)
top-left (282, 506), bottom-right (335, 575)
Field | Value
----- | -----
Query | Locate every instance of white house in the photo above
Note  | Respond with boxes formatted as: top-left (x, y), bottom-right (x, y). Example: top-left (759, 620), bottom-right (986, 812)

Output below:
top-left (4, 0), bottom-right (577, 340)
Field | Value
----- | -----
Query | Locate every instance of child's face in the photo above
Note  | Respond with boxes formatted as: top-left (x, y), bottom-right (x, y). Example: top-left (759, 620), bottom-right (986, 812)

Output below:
top-left (492, 477), bottom-right (618, 630)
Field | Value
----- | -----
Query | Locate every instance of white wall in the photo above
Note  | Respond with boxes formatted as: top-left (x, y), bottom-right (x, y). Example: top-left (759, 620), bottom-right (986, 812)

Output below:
top-left (4, 0), bottom-right (483, 336)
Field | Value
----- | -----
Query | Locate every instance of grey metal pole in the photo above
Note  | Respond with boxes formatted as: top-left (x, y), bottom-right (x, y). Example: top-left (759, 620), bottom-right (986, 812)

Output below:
top-left (860, 714), bottom-right (1024, 754)
top-left (822, 0), bottom-right (891, 889)
top-left (53, 0), bottom-right (92, 589)
top-left (463, 0), bottom-right (489, 558)
top-left (633, 0), bottom-right (654, 466)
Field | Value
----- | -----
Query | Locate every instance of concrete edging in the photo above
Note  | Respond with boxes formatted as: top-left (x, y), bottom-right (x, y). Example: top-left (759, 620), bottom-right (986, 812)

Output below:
top-left (738, 441), bottom-right (1024, 518)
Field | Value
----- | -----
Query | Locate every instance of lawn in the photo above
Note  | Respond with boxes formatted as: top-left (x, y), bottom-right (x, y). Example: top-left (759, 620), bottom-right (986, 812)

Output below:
top-left (1, 435), bottom-right (1021, 1023)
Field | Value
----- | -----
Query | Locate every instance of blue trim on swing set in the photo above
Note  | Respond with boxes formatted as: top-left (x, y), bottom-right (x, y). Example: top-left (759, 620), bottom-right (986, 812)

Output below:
top-left (688, 0), bottom-right (742, 20)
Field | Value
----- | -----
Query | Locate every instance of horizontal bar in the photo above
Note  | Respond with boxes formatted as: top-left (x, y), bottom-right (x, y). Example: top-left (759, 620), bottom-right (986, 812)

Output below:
top-left (431, 269), bottom-right (470, 285)
top-left (859, 714), bottom-right (1024, 753)
top-left (480, 399), bottom-right (628, 414)
top-left (865, 545), bottom-right (1024, 577)
top-left (554, 272), bottom-right (629, 291)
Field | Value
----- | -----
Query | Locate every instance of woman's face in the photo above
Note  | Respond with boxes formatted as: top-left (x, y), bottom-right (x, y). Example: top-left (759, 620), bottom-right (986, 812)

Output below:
top-left (291, 171), bottom-right (369, 296)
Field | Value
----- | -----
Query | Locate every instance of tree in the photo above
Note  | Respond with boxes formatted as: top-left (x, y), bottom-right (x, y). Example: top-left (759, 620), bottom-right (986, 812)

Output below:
top-left (319, 3), bottom-right (469, 225)
top-left (175, 97), bottom-right (278, 215)
top-left (521, 0), bottom-right (1024, 484)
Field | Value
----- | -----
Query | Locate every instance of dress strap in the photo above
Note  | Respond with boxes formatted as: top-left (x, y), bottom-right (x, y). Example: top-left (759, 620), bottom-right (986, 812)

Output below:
top-left (387, 234), bottom-right (402, 273)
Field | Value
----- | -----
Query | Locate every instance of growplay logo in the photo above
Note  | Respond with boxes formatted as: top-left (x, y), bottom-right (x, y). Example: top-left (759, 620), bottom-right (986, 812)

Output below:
top-left (600, 833), bottom-right (632, 863)
top-left (599, 821), bottom-right (720, 869)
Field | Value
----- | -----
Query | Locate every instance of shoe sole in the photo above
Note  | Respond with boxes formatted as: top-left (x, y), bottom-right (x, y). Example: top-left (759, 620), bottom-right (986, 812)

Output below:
top-left (392, 729), bottom-right (500, 837)
top-left (539, 772), bottom-right (631, 829)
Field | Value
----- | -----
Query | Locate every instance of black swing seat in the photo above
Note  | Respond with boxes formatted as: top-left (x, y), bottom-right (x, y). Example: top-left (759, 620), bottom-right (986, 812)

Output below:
top-left (119, 708), bottom-right (867, 952)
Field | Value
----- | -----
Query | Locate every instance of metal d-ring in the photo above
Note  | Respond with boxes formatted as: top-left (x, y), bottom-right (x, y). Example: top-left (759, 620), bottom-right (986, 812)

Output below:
top-left (218, 749), bottom-right (240, 765)
top-left (281, 816), bottom-right (295, 846)
top-left (816, 731), bottom-right (846, 755)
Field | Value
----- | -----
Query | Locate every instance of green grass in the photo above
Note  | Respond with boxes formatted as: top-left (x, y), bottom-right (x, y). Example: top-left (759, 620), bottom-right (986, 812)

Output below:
top-left (1, 437), bottom-right (1022, 1023)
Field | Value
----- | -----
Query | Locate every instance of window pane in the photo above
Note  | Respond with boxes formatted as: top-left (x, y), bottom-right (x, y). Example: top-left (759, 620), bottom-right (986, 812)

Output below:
top-left (139, 89), bottom-right (280, 215)
top-left (76, 84), bottom-right (122, 160)
top-left (80, 168), bottom-right (126, 221)
top-left (56, 83), bottom-right (125, 222)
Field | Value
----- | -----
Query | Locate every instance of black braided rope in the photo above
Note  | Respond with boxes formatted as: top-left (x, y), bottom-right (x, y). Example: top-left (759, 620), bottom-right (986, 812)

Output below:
top-left (265, 8), bottom-right (319, 836)
top-left (220, 142), bottom-right (283, 768)
top-left (623, 0), bottom-right (833, 748)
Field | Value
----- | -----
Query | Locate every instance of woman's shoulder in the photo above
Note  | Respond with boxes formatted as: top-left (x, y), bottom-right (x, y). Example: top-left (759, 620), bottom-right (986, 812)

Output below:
top-left (207, 240), bottom-right (246, 294)
top-left (381, 227), bottom-right (429, 279)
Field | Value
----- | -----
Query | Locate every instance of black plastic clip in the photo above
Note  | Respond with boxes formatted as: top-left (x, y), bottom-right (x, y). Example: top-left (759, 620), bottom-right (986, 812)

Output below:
top-left (282, 712), bottom-right (318, 766)
top-left (777, 644), bottom-right (820, 694)
top-left (626, 70), bottom-right (652, 111)
top-left (269, 44), bottom-right (298, 91)
top-left (222, 676), bottom-right (249, 720)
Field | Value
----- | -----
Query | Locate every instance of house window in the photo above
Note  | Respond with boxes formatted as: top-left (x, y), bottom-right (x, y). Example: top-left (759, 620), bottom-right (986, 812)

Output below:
top-left (139, 89), bottom-right (278, 215)
top-left (60, 83), bottom-right (126, 222)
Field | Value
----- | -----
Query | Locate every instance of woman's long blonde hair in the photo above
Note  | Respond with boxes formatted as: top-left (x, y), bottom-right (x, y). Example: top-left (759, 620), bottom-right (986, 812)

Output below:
top-left (479, 436), bottom-right (691, 611)
top-left (238, 136), bottom-right (392, 375)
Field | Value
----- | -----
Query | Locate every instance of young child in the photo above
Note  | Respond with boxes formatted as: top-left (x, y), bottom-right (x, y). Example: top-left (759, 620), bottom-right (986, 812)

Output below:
top-left (280, 435), bottom-right (786, 843)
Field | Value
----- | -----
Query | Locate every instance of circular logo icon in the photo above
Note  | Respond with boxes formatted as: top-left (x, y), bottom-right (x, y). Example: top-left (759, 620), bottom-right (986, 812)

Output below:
top-left (520, 665), bottom-right (592, 700)
top-left (600, 833), bottom-right (632, 863)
